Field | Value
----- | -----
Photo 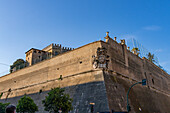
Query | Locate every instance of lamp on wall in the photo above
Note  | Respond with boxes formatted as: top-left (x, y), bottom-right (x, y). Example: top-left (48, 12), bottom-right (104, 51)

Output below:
top-left (126, 79), bottom-right (147, 112)
top-left (90, 103), bottom-right (95, 113)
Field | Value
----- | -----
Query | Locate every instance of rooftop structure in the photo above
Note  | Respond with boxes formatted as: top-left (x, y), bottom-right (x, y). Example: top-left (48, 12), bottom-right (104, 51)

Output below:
top-left (25, 43), bottom-right (74, 66)
top-left (10, 44), bottom-right (74, 72)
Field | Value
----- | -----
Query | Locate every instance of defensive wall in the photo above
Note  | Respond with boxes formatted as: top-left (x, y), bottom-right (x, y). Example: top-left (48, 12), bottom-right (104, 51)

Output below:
top-left (0, 35), bottom-right (170, 113)
top-left (101, 37), bottom-right (170, 113)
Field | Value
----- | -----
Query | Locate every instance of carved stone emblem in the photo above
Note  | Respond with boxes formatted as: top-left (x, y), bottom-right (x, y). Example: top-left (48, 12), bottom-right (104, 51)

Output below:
top-left (92, 47), bottom-right (109, 69)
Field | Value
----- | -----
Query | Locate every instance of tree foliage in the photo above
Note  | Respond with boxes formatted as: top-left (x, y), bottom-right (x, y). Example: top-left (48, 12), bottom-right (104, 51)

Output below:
top-left (16, 95), bottom-right (38, 113)
top-left (42, 87), bottom-right (73, 113)
top-left (13, 59), bottom-right (25, 66)
top-left (10, 59), bottom-right (27, 73)
top-left (147, 52), bottom-right (155, 63)
top-left (0, 102), bottom-right (10, 113)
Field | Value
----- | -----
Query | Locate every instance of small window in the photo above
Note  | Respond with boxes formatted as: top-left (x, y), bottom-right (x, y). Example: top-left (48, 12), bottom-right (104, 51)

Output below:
top-left (55, 51), bottom-right (58, 56)
top-left (39, 89), bottom-right (42, 94)
top-left (152, 79), bottom-right (154, 84)
top-left (80, 61), bottom-right (82, 64)
top-left (92, 55), bottom-right (95, 58)
top-left (34, 50), bottom-right (36, 53)
top-left (38, 51), bottom-right (41, 53)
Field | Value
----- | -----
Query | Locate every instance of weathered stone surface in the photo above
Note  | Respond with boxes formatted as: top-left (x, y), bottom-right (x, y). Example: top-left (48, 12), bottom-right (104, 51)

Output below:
top-left (103, 72), bottom-right (170, 113)
top-left (0, 81), bottom-right (109, 113)
top-left (0, 38), bottom-right (169, 113)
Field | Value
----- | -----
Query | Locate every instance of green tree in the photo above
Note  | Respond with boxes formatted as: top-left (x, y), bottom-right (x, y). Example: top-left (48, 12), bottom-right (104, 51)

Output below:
top-left (42, 87), bottom-right (73, 113)
top-left (147, 52), bottom-right (155, 63)
top-left (0, 102), bottom-right (10, 113)
top-left (16, 95), bottom-right (38, 113)
top-left (13, 59), bottom-right (25, 66)
top-left (10, 59), bottom-right (27, 73)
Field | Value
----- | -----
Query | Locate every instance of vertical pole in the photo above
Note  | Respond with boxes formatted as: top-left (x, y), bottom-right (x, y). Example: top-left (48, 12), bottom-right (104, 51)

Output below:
top-left (91, 105), bottom-right (94, 113)
top-left (90, 103), bottom-right (95, 113)
top-left (127, 82), bottom-right (142, 112)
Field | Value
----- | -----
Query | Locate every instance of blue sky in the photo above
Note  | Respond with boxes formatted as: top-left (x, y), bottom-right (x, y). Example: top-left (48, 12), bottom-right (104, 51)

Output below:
top-left (0, 0), bottom-right (170, 76)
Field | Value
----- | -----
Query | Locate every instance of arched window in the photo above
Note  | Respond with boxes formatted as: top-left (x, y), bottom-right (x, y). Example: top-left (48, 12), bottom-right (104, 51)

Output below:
top-left (55, 51), bottom-right (58, 56)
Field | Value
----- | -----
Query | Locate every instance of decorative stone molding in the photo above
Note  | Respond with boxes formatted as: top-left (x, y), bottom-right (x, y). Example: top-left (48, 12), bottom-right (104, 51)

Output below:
top-left (114, 37), bottom-right (117, 41)
top-left (104, 32), bottom-right (111, 42)
top-left (92, 47), bottom-right (109, 69)
top-left (120, 39), bottom-right (125, 45)
top-left (127, 47), bottom-right (130, 50)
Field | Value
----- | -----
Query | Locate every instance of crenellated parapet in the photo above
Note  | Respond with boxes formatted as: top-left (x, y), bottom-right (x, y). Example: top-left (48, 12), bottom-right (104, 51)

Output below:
top-left (0, 34), bottom-right (169, 113)
top-left (25, 43), bottom-right (74, 67)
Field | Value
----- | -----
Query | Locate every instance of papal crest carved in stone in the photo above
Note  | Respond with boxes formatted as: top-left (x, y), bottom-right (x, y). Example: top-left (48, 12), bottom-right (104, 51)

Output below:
top-left (92, 47), bottom-right (109, 69)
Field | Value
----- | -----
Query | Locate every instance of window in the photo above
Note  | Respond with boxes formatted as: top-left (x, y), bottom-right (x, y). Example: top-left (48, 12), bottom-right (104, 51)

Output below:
top-left (152, 79), bottom-right (154, 84)
top-left (55, 51), bottom-right (58, 56)
top-left (39, 89), bottom-right (42, 94)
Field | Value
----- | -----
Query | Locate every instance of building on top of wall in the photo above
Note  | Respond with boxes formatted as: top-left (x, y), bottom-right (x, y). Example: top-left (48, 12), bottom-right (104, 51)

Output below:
top-left (25, 43), bottom-right (74, 66)
top-left (2, 32), bottom-right (170, 113)
top-left (10, 43), bottom-right (74, 73)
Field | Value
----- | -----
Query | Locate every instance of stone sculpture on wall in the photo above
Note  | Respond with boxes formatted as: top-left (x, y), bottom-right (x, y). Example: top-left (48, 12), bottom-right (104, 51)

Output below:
top-left (93, 47), bottom-right (109, 69)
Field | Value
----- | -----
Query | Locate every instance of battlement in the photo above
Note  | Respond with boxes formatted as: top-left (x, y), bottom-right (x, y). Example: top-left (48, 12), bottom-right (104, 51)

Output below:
top-left (42, 43), bottom-right (74, 51)
top-left (0, 33), bottom-right (169, 113)
top-left (24, 43), bottom-right (74, 67)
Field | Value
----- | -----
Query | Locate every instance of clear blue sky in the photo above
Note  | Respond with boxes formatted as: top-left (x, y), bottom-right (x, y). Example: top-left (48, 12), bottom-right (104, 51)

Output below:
top-left (0, 0), bottom-right (170, 76)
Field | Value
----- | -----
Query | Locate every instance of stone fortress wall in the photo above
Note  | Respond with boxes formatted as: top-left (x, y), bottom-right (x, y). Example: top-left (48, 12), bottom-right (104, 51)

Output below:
top-left (100, 35), bottom-right (170, 112)
top-left (0, 33), bottom-right (169, 113)
top-left (25, 43), bottom-right (74, 66)
top-left (101, 36), bottom-right (169, 94)
top-left (0, 41), bottom-right (103, 99)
